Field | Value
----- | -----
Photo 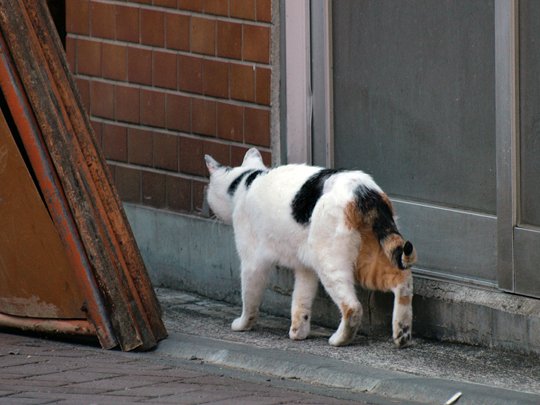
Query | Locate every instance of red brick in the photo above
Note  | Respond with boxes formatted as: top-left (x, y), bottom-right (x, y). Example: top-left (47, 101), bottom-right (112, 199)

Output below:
top-left (192, 98), bottom-right (216, 136)
top-left (217, 102), bottom-right (243, 142)
top-left (256, 0), bottom-right (272, 22)
top-left (107, 162), bottom-right (116, 180)
top-left (116, 166), bottom-right (141, 203)
top-left (102, 123), bottom-right (127, 161)
top-left (165, 13), bottom-right (190, 51)
top-left (153, 132), bottom-right (178, 171)
top-left (102, 43), bottom-right (127, 81)
top-left (153, 51), bottom-right (177, 90)
top-left (128, 128), bottom-right (153, 166)
top-left (91, 119), bottom-right (103, 147)
top-left (142, 171), bottom-right (166, 208)
top-left (204, 0), bottom-right (229, 16)
top-left (141, 9), bottom-right (165, 47)
top-left (243, 24), bottom-right (269, 63)
top-left (116, 5), bottom-right (140, 43)
top-left (244, 107), bottom-right (270, 147)
top-left (178, 55), bottom-right (203, 94)
top-left (166, 93), bottom-right (191, 132)
top-left (202, 59), bottom-right (229, 98)
top-left (179, 136), bottom-right (204, 175)
top-left (128, 47), bottom-right (152, 85)
top-left (217, 21), bottom-right (242, 59)
top-left (90, 81), bottom-right (114, 119)
top-left (75, 78), bottom-right (91, 112)
top-left (230, 0), bottom-right (255, 20)
top-left (231, 145), bottom-right (271, 166)
top-left (77, 39), bottom-right (101, 76)
top-left (91, 1), bottom-right (116, 39)
top-left (140, 89), bottom-right (166, 127)
top-left (192, 180), bottom-right (207, 215)
top-left (191, 17), bottom-right (216, 56)
top-left (203, 139), bottom-right (230, 166)
top-left (166, 176), bottom-right (192, 212)
top-left (256, 67), bottom-right (271, 105)
top-left (154, 0), bottom-right (177, 8)
top-left (230, 63), bottom-right (255, 102)
top-left (66, 37), bottom-right (76, 73)
top-left (67, 0), bottom-right (89, 35)
top-left (115, 85), bottom-right (140, 124)
top-left (178, 0), bottom-right (203, 12)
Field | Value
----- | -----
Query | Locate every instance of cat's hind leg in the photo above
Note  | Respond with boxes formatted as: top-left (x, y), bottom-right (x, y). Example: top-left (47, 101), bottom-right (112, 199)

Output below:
top-left (289, 266), bottom-right (319, 340)
top-left (316, 267), bottom-right (362, 347)
top-left (231, 256), bottom-right (271, 332)
top-left (390, 271), bottom-right (413, 348)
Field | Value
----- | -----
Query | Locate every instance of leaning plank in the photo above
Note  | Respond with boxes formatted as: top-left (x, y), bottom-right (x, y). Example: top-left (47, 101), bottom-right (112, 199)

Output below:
top-left (27, 0), bottom-right (167, 343)
top-left (0, 35), bottom-right (117, 348)
top-left (0, 1), bottom-right (165, 350)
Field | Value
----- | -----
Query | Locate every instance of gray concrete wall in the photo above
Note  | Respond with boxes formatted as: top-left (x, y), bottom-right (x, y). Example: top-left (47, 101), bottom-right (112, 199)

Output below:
top-left (125, 203), bottom-right (540, 355)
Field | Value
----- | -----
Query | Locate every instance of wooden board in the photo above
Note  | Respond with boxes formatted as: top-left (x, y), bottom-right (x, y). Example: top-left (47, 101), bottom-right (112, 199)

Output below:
top-left (0, 109), bottom-right (85, 319)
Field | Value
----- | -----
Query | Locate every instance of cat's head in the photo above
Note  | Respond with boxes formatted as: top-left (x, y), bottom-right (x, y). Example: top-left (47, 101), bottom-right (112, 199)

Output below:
top-left (204, 148), bottom-right (267, 223)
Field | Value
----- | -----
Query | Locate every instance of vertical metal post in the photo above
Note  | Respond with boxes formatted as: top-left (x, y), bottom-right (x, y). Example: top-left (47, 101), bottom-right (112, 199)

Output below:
top-left (495, 0), bottom-right (519, 292)
top-left (311, 0), bottom-right (334, 168)
top-left (283, 0), bottom-right (312, 164)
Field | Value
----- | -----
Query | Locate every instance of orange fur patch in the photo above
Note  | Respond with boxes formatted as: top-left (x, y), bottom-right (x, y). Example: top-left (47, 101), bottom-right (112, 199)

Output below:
top-left (344, 199), bottom-right (412, 292)
top-left (399, 296), bottom-right (412, 306)
top-left (340, 304), bottom-right (353, 320)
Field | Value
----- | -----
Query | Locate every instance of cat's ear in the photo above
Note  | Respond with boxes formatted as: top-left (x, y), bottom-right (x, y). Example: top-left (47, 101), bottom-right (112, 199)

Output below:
top-left (205, 154), bottom-right (221, 174)
top-left (242, 148), bottom-right (263, 167)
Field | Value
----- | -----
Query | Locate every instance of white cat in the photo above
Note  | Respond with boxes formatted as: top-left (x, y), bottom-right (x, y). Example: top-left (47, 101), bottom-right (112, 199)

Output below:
top-left (205, 148), bottom-right (416, 347)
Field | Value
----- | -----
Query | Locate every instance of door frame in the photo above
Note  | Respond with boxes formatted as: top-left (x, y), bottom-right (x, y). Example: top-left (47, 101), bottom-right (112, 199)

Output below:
top-left (285, 0), bottom-right (531, 294)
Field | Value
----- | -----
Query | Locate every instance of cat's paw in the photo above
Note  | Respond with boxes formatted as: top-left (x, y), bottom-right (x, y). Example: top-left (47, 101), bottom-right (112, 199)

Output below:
top-left (231, 316), bottom-right (255, 331)
top-left (393, 322), bottom-right (412, 348)
top-left (289, 322), bottom-right (310, 340)
top-left (328, 328), bottom-right (357, 346)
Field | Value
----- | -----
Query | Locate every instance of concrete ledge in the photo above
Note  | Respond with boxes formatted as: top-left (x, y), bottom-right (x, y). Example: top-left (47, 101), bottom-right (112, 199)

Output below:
top-left (125, 204), bottom-right (540, 354)
top-left (157, 332), bottom-right (539, 405)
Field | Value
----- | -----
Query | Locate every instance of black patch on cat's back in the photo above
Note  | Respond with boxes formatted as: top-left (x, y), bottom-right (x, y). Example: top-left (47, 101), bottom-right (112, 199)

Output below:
top-left (228, 170), bottom-right (255, 196)
top-left (291, 169), bottom-right (343, 225)
top-left (245, 170), bottom-right (266, 189)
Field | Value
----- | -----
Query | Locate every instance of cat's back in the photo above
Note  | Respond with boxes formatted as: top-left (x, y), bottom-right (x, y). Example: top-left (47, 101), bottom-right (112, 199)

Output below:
top-left (244, 164), bottom-right (321, 209)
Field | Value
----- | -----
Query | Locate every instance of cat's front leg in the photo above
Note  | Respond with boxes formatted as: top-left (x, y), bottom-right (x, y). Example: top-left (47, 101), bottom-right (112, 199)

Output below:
top-left (391, 272), bottom-right (413, 348)
top-left (289, 266), bottom-right (319, 340)
top-left (232, 257), bottom-right (270, 332)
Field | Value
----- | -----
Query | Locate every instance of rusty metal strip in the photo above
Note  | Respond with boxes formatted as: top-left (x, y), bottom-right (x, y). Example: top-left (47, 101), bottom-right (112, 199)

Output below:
top-left (0, 1), bottom-right (145, 350)
top-left (18, 1), bottom-right (160, 350)
top-left (0, 35), bottom-right (117, 348)
top-left (0, 312), bottom-right (96, 336)
top-left (28, 0), bottom-right (167, 343)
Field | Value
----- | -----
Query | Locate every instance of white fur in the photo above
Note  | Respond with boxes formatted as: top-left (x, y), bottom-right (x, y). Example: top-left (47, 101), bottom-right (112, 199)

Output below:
top-left (205, 148), bottom-right (413, 347)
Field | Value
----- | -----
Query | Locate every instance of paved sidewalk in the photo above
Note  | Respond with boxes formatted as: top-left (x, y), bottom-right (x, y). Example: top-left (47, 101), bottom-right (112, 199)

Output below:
top-left (156, 288), bottom-right (540, 405)
top-left (1, 288), bottom-right (540, 404)
top-left (0, 331), bottom-right (375, 404)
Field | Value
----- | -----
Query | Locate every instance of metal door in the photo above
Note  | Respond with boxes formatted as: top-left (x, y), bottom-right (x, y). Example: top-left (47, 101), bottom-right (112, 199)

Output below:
top-left (328, 0), bottom-right (497, 286)
top-left (510, 0), bottom-right (540, 297)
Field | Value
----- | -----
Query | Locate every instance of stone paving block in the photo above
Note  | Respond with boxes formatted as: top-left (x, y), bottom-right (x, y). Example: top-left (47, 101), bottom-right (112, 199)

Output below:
top-left (65, 374), bottom-right (179, 393)
top-left (106, 381), bottom-right (200, 397)
top-left (0, 377), bottom-right (67, 389)
top-left (136, 388), bottom-right (246, 404)
top-left (1, 360), bottom-right (85, 376)
top-left (26, 370), bottom-right (120, 384)
top-left (0, 397), bottom-right (57, 404)
top-left (8, 391), bottom-right (142, 404)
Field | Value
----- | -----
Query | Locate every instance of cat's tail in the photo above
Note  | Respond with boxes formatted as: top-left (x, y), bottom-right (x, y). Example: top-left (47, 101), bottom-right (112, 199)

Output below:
top-left (346, 185), bottom-right (417, 270)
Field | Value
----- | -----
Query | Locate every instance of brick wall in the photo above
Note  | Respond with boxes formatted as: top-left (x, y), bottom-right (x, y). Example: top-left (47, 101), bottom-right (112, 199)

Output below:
top-left (65, 0), bottom-right (274, 216)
